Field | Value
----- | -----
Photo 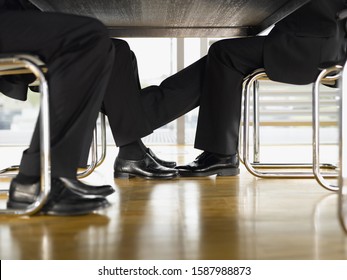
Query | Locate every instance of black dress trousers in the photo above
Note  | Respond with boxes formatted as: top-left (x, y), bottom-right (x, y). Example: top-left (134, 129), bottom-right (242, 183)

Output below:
top-left (141, 36), bottom-right (265, 155)
top-left (141, 0), bottom-right (346, 156)
top-left (0, 10), bottom-right (152, 178)
top-left (194, 36), bottom-right (265, 155)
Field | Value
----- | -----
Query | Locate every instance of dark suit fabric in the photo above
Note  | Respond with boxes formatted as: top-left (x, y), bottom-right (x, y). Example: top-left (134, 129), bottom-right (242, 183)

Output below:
top-left (0, 7), bottom-right (152, 178)
top-left (264, 0), bottom-right (347, 84)
top-left (141, 0), bottom-right (347, 155)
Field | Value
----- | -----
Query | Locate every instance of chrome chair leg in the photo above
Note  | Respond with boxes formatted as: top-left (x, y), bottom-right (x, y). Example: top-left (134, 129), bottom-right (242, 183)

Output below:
top-left (97, 113), bottom-right (107, 167)
top-left (77, 113), bottom-right (106, 178)
top-left (77, 125), bottom-right (98, 178)
top-left (312, 66), bottom-right (343, 191)
top-left (239, 69), bottom-right (264, 165)
top-left (252, 80), bottom-right (260, 163)
top-left (242, 68), bottom-right (338, 180)
top-left (0, 54), bottom-right (50, 216)
top-left (338, 65), bottom-right (347, 232)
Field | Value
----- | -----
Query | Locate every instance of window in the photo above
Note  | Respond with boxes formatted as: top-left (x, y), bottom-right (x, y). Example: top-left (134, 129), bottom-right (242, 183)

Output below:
top-left (1, 38), bottom-right (336, 150)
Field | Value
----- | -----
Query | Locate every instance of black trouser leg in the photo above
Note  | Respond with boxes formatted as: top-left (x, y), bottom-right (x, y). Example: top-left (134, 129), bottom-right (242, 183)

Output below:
top-left (0, 11), bottom-right (115, 178)
top-left (101, 39), bottom-right (153, 147)
top-left (140, 56), bottom-right (206, 130)
top-left (195, 37), bottom-right (266, 155)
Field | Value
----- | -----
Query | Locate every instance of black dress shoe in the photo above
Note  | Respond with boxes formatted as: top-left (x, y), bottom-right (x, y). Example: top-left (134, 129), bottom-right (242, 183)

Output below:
top-left (146, 148), bottom-right (176, 168)
top-left (59, 177), bottom-right (114, 198)
top-left (114, 153), bottom-right (178, 179)
top-left (175, 151), bottom-right (240, 177)
top-left (7, 177), bottom-right (111, 216)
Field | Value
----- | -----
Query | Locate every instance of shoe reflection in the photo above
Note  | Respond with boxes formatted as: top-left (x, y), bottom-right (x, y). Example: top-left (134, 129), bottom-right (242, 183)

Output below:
top-left (0, 214), bottom-right (110, 259)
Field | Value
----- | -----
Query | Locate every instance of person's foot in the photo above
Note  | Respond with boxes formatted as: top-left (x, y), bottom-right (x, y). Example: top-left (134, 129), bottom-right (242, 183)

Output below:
top-left (114, 153), bottom-right (178, 179)
top-left (7, 177), bottom-right (112, 216)
top-left (175, 151), bottom-right (240, 177)
top-left (146, 148), bottom-right (176, 168)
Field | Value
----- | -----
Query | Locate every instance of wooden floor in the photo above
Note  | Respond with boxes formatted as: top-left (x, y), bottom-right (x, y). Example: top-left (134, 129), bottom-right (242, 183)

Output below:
top-left (0, 144), bottom-right (347, 260)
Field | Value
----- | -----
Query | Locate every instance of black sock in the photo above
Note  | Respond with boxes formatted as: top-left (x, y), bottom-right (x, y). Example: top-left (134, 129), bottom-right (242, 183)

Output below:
top-left (138, 139), bottom-right (147, 151)
top-left (118, 140), bottom-right (146, 160)
top-left (15, 173), bottom-right (40, 184)
top-left (207, 151), bottom-right (232, 158)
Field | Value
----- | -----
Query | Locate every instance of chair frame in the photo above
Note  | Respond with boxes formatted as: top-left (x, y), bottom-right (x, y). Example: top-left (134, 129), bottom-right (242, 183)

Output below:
top-left (0, 54), bottom-right (50, 216)
top-left (241, 66), bottom-right (342, 192)
top-left (77, 112), bottom-right (107, 178)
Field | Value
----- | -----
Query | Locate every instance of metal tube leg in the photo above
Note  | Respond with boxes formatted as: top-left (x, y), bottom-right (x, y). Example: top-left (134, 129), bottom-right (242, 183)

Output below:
top-left (243, 71), bottom-right (269, 177)
top-left (77, 124), bottom-right (98, 178)
top-left (97, 113), bottom-right (106, 167)
top-left (253, 80), bottom-right (260, 163)
top-left (77, 113), bottom-right (106, 178)
top-left (238, 79), bottom-right (247, 164)
top-left (312, 66), bottom-right (342, 192)
top-left (0, 54), bottom-right (51, 216)
top-left (338, 64), bottom-right (347, 232)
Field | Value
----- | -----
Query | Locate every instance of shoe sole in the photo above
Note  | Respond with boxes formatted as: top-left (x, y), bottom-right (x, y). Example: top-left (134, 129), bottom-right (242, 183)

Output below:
top-left (43, 200), bottom-right (110, 216)
top-left (114, 171), bottom-right (177, 180)
top-left (7, 200), bottom-right (33, 209)
top-left (178, 167), bottom-right (240, 177)
top-left (7, 199), bottom-right (110, 216)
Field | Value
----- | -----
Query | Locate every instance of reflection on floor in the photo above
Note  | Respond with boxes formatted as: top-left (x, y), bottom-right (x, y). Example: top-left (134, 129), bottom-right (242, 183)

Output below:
top-left (0, 145), bottom-right (346, 260)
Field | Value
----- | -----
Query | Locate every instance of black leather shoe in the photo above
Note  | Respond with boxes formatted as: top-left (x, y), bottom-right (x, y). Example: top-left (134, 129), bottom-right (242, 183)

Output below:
top-left (146, 148), bottom-right (176, 168)
top-left (175, 151), bottom-right (240, 177)
top-left (7, 177), bottom-right (111, 216)
top-left (114, 153), bottom-right (178, 179)
top-left (59, 177), bottom-right (114, 198)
